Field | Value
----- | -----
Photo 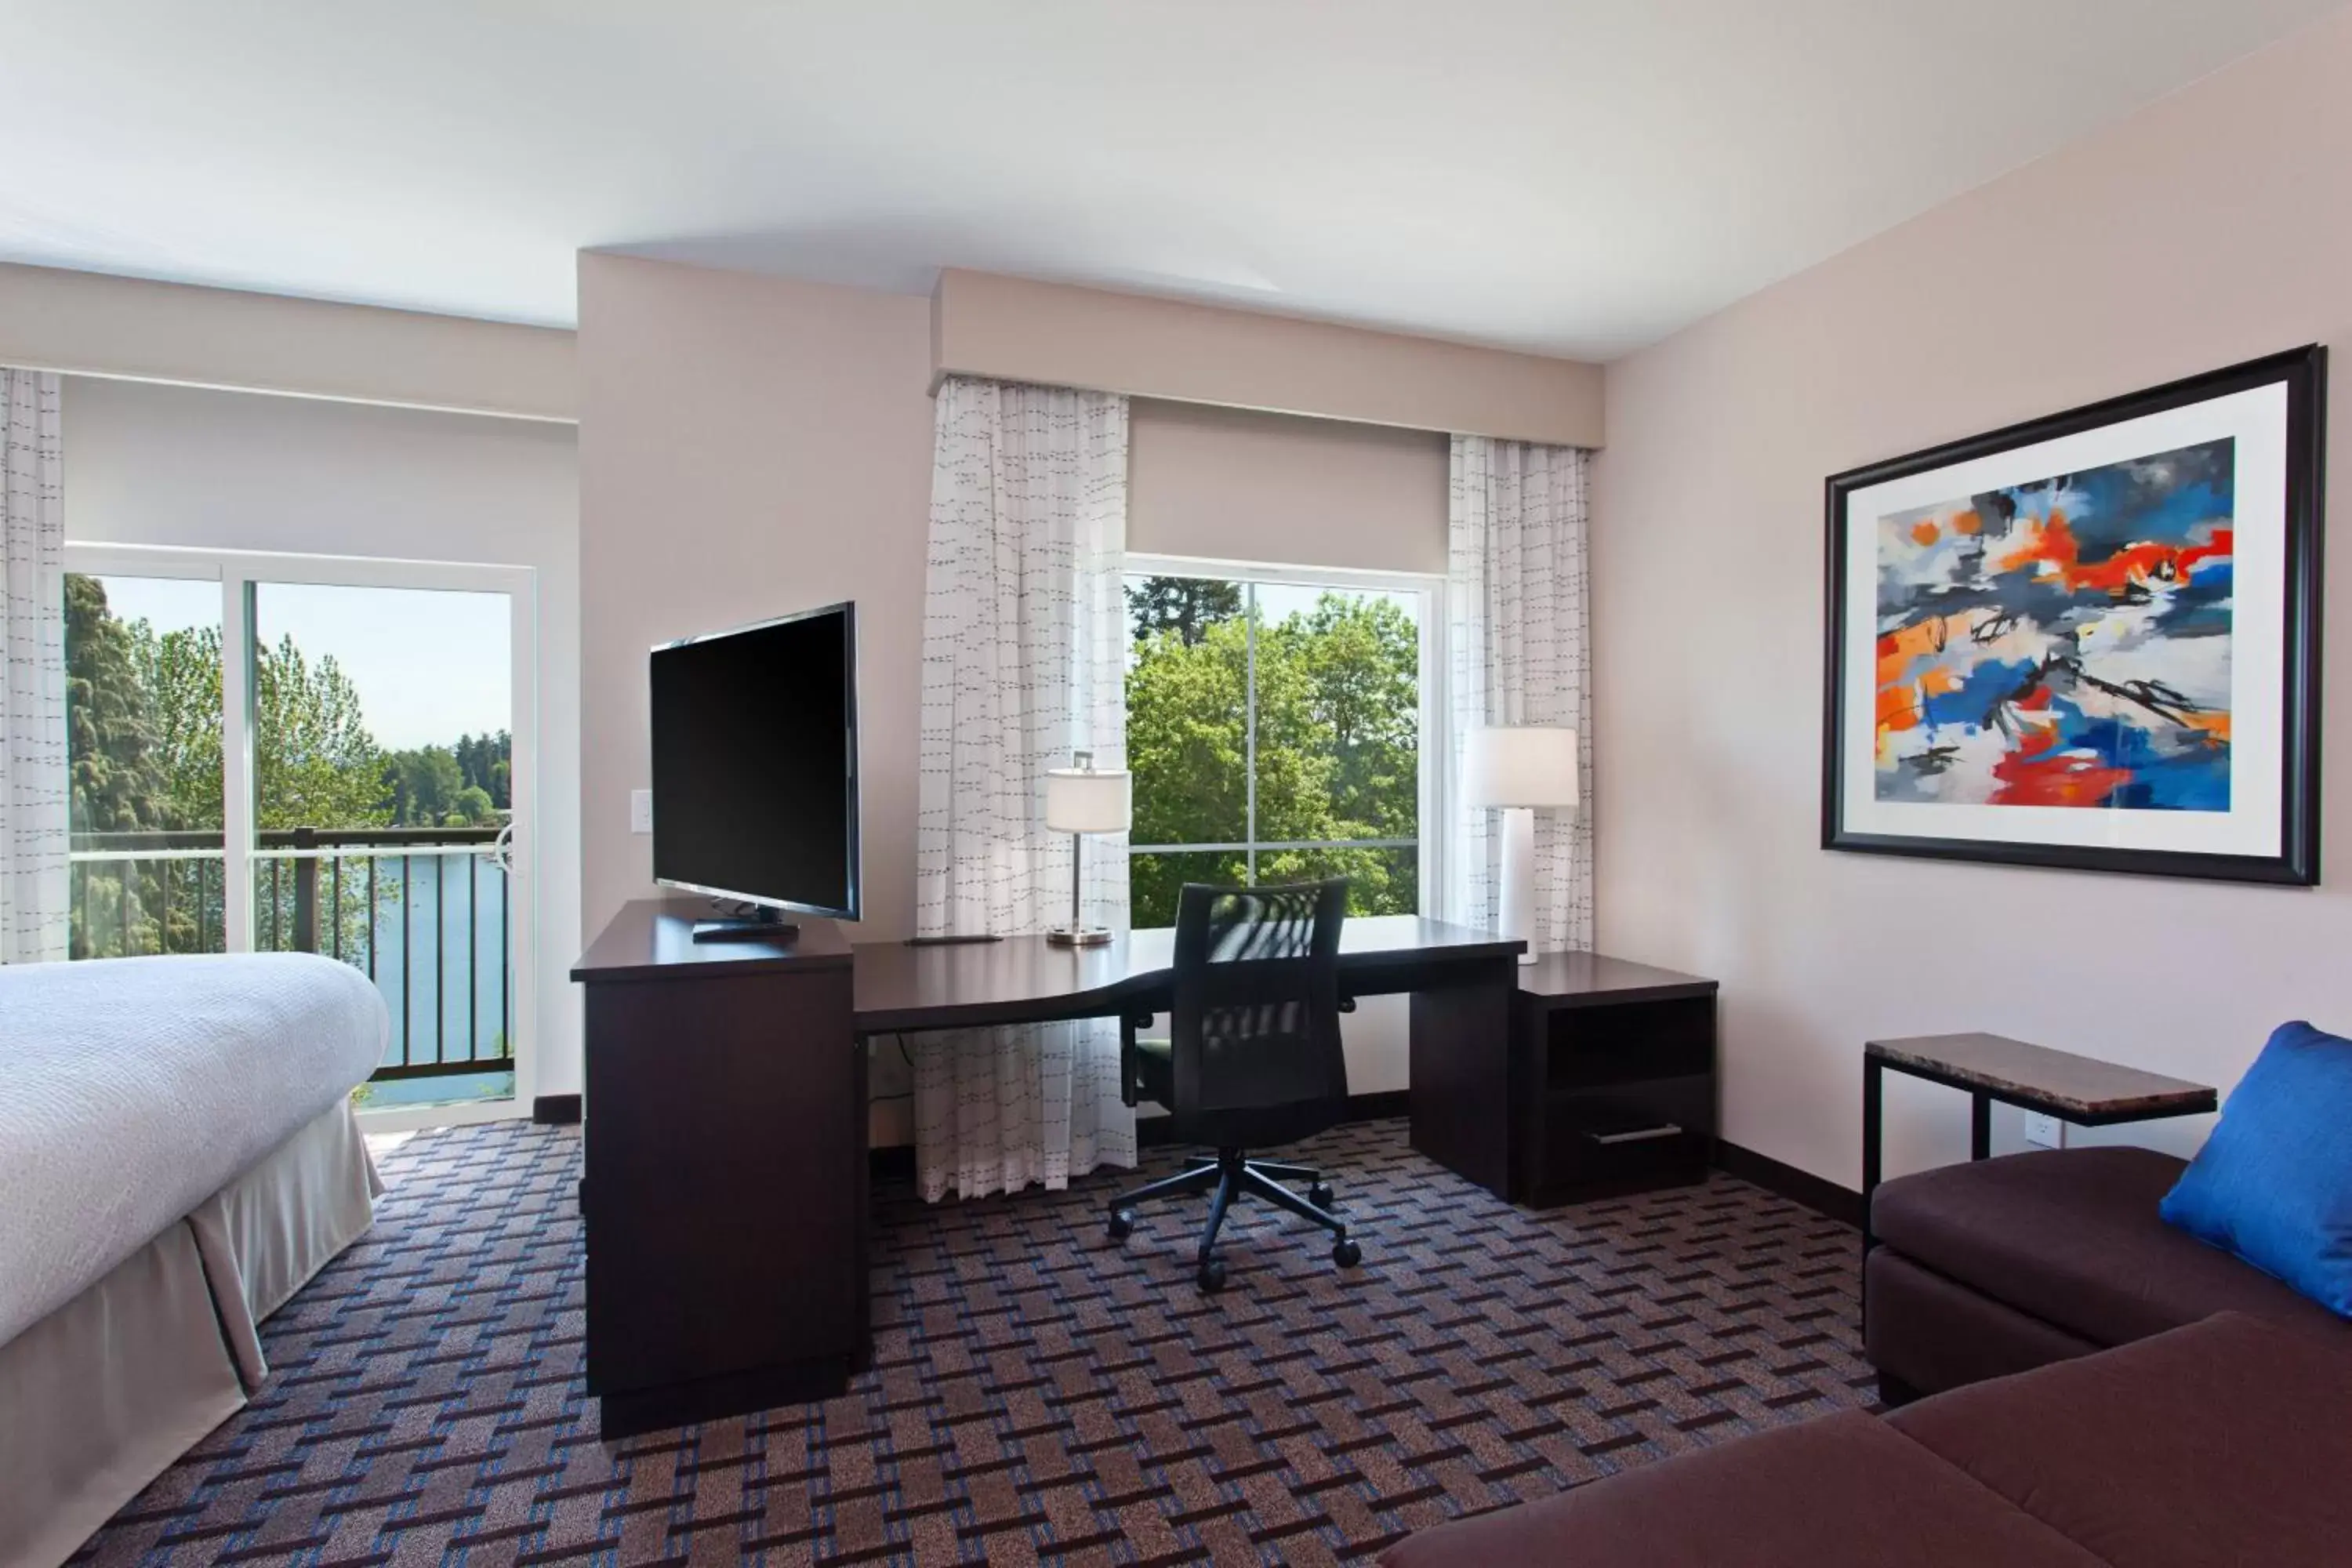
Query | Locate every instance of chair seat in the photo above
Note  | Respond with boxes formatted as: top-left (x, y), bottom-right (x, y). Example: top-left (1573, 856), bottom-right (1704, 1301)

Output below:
top-left (1132, 1036), bottom-right (1347, 1150)
top-left (1871, 1148), bottom-right (2346, 1348)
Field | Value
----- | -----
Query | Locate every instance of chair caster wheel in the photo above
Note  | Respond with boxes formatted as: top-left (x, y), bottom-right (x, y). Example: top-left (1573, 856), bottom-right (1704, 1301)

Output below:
top-left (1333, 1237), bottom-right (1362, 1269)
top-left (1107, 1208), bottom-right (1134, 1242)
top-left (1196, 1256), bottom-right (1228, 1293)
top-left (1308, 1182), bottom-right (1334, 1209)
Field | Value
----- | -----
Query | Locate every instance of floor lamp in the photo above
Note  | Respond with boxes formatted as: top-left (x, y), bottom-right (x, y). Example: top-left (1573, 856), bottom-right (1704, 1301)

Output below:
top-left (1462, 726), bottom-right (1580, 964)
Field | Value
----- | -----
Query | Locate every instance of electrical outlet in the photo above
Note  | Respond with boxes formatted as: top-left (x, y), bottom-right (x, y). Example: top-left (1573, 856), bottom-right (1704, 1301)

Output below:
top-left (630, 789), bottom-right (654, 835)
top-left (2024, 1111), bottom-right (2065, 1149)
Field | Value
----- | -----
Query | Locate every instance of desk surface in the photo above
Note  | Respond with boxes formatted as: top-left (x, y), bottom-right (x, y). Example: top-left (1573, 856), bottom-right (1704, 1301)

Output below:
top-left (572, 898), bottom-right (852, 983)
top-left (851, 915), bottom-right (1521, 1034)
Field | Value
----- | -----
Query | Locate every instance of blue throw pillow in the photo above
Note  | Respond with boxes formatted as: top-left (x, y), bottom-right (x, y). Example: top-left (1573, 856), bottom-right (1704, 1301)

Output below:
top-left (2160, 1020), bottom-right (2352, 1317)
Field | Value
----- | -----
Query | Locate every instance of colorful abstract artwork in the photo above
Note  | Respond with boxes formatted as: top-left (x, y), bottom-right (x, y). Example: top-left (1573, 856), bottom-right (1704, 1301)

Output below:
top-left (1824, 347), bottom-right (2325, 884)
top-left (1874, 439), bottom-right (2235, 813)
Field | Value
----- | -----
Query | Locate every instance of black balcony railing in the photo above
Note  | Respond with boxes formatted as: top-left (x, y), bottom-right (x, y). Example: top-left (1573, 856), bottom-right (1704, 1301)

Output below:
top-left (68, 826), bottom-right (512, 1082)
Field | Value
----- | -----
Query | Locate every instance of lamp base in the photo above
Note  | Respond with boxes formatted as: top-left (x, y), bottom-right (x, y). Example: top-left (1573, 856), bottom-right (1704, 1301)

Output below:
top-left (1046, 925), bottom-right (1115, 948)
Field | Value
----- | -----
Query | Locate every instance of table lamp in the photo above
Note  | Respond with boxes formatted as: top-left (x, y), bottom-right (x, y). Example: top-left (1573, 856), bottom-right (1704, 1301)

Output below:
top-left (1045, 750), bottom-right (1131, 947)
top-left (1461, 726), bottom-right (1579, 964)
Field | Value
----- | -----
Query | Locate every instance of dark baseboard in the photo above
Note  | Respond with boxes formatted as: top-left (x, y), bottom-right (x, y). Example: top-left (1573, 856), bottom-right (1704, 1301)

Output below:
top-left (1712, 1139), bottom-right (1864, 1229)
top-left (869, 1089), bottom-right (1413, 1176)
top-left (532, 1094), bottom-right (583, 1126)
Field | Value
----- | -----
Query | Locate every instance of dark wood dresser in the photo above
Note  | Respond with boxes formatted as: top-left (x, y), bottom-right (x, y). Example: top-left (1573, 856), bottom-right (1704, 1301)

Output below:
top-left (1512, 953), bottom-right (1719, 1204)
top-left (573, 899), bottom-right (863, 1439)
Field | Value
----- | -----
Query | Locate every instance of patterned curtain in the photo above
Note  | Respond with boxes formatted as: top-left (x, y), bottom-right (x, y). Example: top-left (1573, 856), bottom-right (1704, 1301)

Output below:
top-left (2, 368), bottom-right (68, 964)
top-left (912, 377), bottom-right (1137, 1202)
top-left (1446, 434), bottom-right (1594, 951)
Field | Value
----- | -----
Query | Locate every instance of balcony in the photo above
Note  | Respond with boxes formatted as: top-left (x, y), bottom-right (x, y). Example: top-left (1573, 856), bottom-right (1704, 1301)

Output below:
top-left (67, 827), bottom-right (514, 1097)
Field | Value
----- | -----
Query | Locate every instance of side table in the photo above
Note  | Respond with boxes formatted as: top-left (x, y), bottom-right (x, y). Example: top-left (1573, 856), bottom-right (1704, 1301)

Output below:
top-left (1860, 1032), bottom-right (2216, 1261)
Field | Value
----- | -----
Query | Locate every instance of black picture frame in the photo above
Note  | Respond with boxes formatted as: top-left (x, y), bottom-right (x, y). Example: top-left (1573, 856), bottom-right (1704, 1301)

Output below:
top-left (1822, 345), bottom-right (2326, 885)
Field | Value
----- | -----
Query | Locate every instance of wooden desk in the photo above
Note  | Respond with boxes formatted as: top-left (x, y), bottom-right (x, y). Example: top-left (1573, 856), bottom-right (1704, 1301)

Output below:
top-left (574, 905), bottom-right (1522, 1436)
top-left (852, 916), bottom-right (1526, 1196)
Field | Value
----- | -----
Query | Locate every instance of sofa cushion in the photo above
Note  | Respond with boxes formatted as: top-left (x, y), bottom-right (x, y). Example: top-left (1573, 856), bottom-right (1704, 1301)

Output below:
top-left (1870, 1147), bottom-right (2344, 1347)
top-left (1890, 1311), bottom-right (2352, 1568)
top-left (2160, 1021), bottom-right (2352, 1316)
top-left (1378, 1409), bottom-right (2108, 1568)
top-left (1864, 1247), bottom-right (2099, 1394)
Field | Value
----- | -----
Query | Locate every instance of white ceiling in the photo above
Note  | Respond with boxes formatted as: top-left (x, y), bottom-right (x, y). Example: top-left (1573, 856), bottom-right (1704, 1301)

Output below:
top-left (2, 0), bottom-right (2339, 359)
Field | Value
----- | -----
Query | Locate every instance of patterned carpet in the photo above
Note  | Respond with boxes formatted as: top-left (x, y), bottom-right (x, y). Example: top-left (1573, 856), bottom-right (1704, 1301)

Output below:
top-left (74, 1118), bottom-right (1874, 1566)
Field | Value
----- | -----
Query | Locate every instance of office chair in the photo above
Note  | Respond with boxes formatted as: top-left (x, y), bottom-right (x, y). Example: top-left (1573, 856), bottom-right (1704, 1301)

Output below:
top-left (1106, 877), bottom-right (1358, 1292)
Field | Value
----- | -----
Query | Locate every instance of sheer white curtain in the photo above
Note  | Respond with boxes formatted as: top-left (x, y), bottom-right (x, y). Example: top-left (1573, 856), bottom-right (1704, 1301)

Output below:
top-left (1445, 434), bottom-right (1594, 951)
top-left (912, 377), bottom-right (1138, 1202)
top-left (2, 368), bottom-right (67, 965)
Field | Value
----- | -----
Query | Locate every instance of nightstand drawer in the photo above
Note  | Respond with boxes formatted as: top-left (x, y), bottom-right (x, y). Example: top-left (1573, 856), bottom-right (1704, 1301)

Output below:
top-left (1534, 1076), bottom-right (1714, 1201)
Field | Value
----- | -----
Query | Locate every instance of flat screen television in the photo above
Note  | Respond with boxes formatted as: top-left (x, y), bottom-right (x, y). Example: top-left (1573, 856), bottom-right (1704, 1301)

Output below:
top-left (650, 601), bottom-right (859, 938)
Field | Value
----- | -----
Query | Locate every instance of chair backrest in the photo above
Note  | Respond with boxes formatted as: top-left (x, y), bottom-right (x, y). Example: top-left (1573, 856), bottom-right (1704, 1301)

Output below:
top-left (1167, 879), bottom-right (1350, 1127)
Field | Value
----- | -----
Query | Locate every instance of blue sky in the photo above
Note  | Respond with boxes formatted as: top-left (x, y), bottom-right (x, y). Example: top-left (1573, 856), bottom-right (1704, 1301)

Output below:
top-left (95, 575), bottom-right (511, 751)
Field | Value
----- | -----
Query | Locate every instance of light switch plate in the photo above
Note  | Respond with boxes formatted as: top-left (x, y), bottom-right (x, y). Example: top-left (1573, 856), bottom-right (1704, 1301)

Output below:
top-left (630, 789), bottom-right (654, 835)
top-left (2024, 1111), bottom-right (2065, 1149)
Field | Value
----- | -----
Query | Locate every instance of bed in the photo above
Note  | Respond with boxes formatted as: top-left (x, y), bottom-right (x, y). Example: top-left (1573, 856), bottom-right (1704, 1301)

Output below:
top-left (0, 953), bottom-right (389, 1568)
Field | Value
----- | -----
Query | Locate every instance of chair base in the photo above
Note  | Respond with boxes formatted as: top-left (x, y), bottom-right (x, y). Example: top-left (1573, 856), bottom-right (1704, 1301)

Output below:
top-left (1109, 1148), bottom-right (1359, 1290)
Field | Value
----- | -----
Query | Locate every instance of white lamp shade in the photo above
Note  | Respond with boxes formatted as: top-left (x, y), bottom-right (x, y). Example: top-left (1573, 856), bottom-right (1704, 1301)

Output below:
top-left (1044, 766), bottom-right (1132, 833)
top-left (1461, 726), bottom-right (1580, 808)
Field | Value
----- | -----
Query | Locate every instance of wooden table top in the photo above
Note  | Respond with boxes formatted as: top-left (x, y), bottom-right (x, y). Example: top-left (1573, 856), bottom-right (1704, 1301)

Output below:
top-left (851, 915), bottom-right (1522, 1034)
top-left (1517, 951), bottom-right (1718, 1007)
top-left (572, 898), bottom-right (853, 982)
top-left (1867, 1032), bottom-right (2216, 1121)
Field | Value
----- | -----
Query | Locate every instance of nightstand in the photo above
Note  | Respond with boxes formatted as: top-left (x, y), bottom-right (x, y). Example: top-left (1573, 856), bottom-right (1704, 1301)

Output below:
top-left (1512, 953), bottom-right (1719, 1205)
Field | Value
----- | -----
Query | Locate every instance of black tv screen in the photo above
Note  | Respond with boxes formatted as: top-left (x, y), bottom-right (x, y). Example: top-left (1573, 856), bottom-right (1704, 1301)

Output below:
top-left (650, 602), bottom-right (859, 920)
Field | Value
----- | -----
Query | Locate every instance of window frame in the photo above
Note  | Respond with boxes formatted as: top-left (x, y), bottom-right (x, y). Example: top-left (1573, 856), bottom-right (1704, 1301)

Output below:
top-left (1122, 552), bottom-right (1450, 918)
top-left (63, 540), bottom-right (541, 1130)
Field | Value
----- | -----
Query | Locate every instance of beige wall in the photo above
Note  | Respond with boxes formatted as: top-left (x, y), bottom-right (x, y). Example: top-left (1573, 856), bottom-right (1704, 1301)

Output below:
top-left (1, 262), bottom-right (576, 422)
top-left (1130, 399), bottom-right (1449, 575)
top-left (61, 377), bottom-right (586, 1094)
top-left (935, 267), bottom-right (1603, 448)
top-left (1593, 9), bottom-right (2352, 1192)
top-left (576, 252), bottom-right (935, 944)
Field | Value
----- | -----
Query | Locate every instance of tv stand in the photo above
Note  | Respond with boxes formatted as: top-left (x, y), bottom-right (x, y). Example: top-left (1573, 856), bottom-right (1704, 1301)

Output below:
top-left (574, 901), bottom-right (862, 1438)
top-left (691, 909), bottom-right (800, 943)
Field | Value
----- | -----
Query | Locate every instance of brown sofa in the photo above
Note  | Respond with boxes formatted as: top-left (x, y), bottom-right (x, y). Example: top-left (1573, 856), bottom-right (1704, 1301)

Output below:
top-left (1865, 1145), bottom-right (2347, 1399)
top-left (1380, 1310), bottom-right (2352, 1566)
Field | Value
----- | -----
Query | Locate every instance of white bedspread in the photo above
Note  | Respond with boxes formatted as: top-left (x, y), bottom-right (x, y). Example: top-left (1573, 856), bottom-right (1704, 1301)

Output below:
top-left (0, 953), bottom-right (387, 1346)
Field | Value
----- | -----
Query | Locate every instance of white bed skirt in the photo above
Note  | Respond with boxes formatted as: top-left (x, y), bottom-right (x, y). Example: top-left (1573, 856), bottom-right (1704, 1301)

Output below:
top-left (0, 1100), bottom-right (379, 1568)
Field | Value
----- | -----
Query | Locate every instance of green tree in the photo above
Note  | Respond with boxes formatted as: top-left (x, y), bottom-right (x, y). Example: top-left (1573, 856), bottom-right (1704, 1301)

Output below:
top-left (65, 575), bottom-right (168, 834)
top-left (383, 746), bottom-right (465, 826)
top-left (253, 638), bottom-right (387, 831)
top-left (140, 624), bottom-right (227, 831)
top-left (448, 785), bottom-right (495, 826)
top-left (64, 575), bottom-right (172, 956)
top-left (1126, 576), bottom-right (1242, 646)
top-left (1294, 595), bottom-right (1417, 840)
top-left (1123, 589), bottom-right (1419, 925)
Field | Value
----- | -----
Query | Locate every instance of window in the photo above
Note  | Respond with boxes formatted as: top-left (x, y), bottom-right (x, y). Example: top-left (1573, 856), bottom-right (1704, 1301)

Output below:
top-left (62, 545), bottom-right (536, 1112)
top-left (1123, 564), bottom-right (1434, 928)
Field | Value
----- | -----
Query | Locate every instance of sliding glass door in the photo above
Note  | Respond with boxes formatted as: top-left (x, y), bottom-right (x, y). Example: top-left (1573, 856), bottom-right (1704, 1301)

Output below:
top-left (63, 546), bottom-right (537, 1112)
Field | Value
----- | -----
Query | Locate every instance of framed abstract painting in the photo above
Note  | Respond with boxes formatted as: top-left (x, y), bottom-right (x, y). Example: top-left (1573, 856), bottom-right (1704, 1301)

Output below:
top-left (1824, 347), bottom-right (2325, 884)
